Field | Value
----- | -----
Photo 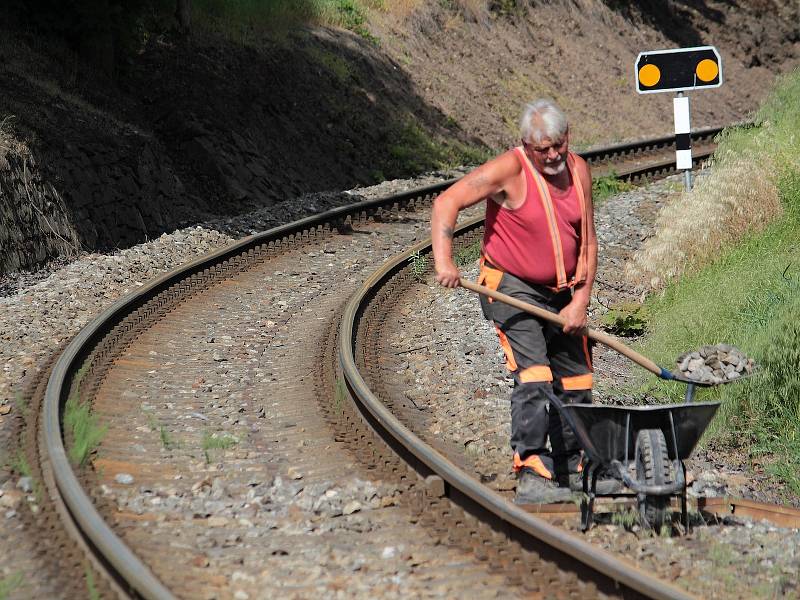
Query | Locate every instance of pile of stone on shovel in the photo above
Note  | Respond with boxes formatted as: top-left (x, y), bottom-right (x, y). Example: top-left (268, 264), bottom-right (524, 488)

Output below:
top-left (675, 343), bottom-right (756, 385)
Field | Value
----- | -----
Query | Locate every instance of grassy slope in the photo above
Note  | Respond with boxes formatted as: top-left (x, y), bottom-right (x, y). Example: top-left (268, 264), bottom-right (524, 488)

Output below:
top-left (638, 69), bottom-right (800, 493)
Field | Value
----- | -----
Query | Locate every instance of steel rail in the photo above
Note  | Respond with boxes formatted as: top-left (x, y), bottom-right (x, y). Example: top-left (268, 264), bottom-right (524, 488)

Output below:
top-left (42, 126), bottom-right (734, 598)
top-left (339, 216), bottom-right (696, 600)
top-left (522, 497), bottom-right (800, 530)
top-left (698, 497), bottom-right (800, 529)
top-left (578, 124), bottom-right (724, 163)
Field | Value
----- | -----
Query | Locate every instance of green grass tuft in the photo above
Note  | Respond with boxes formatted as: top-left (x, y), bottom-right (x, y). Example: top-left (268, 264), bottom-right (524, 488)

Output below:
top-left (173, 0), bottom-right (383, 43)
top-left (64, 363), bottom-right (107, 468)
top-left (147, 413), bottom-right (178, 450)
top-left (386, 117), bottom-right (491, 176)
top-left (600, 301), bottom-right (647, 337)
top-left (454, 240), bottom-right (481, 269)
top-left (11, 451), bottom-right (32, 479)
top-left (85, 564), bottom-right (100, 600)
top-left (333, 377), bottom-right (348, 415)
top-left (202, 431), bottom-right (238, 463)
top-left (408, 250), bottom-right (430, 282)
top-left (13, 391), bottom-right (27, 414)
top-left (306, 46), bottom-right (354, 82)
top-left (610, 507), bottom-right (638, 530)
top-left (0, 572), bottom-right (25, 599)
top-left (9, 451), bottom-right (43, 504)
top-left (591, 172), bottom-right (634, 204)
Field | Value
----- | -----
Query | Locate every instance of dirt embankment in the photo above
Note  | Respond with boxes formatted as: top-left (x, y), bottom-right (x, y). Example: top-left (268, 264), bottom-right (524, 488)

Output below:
top-left (369, 0), bottom-right (799, 147)
top-left (1, 0), bottom-right (798, 273)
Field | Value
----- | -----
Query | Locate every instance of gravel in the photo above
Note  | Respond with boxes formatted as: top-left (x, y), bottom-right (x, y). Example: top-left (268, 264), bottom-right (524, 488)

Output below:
top-left (3, 166), bottom-right (796, 598)
top-left (675, 343), bottom-right (756, 384)
top-left (375, 171), bottom-right (800, 599)
top-left (0, 169), bottom-right (464, 599)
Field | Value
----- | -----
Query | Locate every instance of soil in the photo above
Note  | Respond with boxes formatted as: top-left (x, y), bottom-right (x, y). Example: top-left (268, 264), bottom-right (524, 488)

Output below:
top-left (1, 1), bottom-right (799, 272)
top-left (369, 0), bottom-right (800, 147)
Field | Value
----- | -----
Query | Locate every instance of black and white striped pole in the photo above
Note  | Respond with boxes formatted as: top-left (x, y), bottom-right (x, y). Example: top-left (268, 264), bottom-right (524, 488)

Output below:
top-left (674, 92), bottom-right (693, 191)
top-left (635, 45), bottom-right (723, 191)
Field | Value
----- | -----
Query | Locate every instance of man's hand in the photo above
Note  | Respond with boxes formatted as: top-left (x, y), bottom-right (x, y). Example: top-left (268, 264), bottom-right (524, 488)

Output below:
top-left (435, 261), bottom-right (461, 288)
top-left (558, 299), bottom-right (588, 335)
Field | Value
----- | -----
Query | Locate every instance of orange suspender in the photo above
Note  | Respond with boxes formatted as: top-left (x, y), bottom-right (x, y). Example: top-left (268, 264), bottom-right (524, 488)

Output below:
top-left (567, 152), bottom-right (590, 288)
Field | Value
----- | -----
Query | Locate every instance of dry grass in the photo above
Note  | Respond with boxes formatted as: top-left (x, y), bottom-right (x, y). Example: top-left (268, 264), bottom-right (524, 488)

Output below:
top-left (378, 0), bottom-right (426, 19)
top-left (377, 0), bottom-right (489, 25)
top-left (453, 0), bottom-right (491, 25)
top-left (0, 116), bottom-right (28, 161)
top-left (625, 132), bottom-right (785, 289)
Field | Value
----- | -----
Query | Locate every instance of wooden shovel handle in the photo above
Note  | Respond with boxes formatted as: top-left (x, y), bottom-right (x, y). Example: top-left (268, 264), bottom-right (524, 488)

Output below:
top-left (459, 278), bottom-right (670, 378)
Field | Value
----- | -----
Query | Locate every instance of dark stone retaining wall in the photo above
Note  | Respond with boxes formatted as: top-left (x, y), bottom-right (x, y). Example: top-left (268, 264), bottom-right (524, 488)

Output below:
top-left (0, 27), bottom-right (479, 275)
top-left (0, 149), bottom-right (82, 273)
top-left (0, 112), bottom-right (199, 273)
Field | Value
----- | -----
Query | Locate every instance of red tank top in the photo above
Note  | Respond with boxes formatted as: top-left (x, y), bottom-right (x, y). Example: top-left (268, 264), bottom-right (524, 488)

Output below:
top-left (482, 149), bottom-right (589, 289)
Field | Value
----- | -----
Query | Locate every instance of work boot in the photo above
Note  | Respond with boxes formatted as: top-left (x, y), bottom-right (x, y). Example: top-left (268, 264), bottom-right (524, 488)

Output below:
top-left (514, 468), bottom-right (573, 504)
top-left (568, 471), bottom-right (623, 495)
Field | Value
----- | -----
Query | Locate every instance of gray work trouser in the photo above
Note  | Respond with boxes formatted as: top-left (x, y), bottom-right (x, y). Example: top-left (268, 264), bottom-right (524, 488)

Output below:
top-left (478, 262), bottom-right (593, 483)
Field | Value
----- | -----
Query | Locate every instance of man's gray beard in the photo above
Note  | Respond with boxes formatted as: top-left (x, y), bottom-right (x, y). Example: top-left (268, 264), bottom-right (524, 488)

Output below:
top-left (542, 161), bottom-right (566, 176)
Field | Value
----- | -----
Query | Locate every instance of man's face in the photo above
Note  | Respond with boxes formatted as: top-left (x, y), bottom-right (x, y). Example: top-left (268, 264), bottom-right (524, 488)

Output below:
top-left (524, 133), bottom-right (569, 176)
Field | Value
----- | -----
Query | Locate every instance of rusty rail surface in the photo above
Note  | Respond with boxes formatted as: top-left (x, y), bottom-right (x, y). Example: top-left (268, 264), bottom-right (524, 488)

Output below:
top-left (520, 497), bottom-right (800, 530)
top-left (40, 125), bottom-right (739, 598)
top-left (698, 497), bottom-right (800, 529)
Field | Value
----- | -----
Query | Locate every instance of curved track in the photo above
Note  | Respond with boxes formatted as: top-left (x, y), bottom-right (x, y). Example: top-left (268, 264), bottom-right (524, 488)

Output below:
top-left (21, 125), bottom-right (797, 599)
top-left (339, 217), bottom-right (694, 599)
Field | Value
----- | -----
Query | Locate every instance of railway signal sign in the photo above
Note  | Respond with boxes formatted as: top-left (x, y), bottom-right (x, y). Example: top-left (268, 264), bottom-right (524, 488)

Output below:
top-left (635, 46), bottom-right (722, 94)
top-left (635, 45), bottom-right (724, 190)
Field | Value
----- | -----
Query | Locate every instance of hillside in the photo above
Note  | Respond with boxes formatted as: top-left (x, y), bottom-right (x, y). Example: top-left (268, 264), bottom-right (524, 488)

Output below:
top-left (1, 0), bottom-right (798, 273)
top-left (367, 0), bottom-right (799, 147)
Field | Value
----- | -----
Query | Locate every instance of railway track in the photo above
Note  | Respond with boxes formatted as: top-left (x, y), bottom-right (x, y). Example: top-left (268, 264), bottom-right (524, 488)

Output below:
top-left (12, 124), bottom-right (797, 599)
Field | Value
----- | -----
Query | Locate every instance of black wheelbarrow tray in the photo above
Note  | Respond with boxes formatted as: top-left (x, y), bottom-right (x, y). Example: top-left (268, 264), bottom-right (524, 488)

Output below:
top-left (557, 396), bottom-right (720, 532)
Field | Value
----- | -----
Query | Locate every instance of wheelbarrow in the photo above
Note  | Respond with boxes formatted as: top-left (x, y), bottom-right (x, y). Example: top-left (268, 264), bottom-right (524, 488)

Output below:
top-left (459, 279), bottom-right (744, 531)
top-left (555, 392), bottom-right (718, 531)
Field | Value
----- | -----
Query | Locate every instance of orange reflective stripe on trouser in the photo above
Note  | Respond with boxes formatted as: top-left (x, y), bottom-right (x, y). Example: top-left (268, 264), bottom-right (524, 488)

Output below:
top-left (561, 373), bottom-right (593, 390)
top-left (519, 364), bottom-right (553, 383)
top-left (477, 259), bottom-right (503, 303)
top-left (513, 453), bottom-right (553, 478)
top-left (581, 335), bottom-right (593, 370)
top-left (494, 326), bottom-right (518, 372)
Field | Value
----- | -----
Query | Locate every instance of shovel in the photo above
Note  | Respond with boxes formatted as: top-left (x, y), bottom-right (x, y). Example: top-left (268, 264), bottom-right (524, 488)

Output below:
top-left (459, 278), bottom-right (694, 384)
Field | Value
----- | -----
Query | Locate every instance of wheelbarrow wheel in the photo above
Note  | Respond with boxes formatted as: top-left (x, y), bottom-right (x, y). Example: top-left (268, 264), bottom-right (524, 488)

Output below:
top-left (635, 429), bottom-right (673, 530)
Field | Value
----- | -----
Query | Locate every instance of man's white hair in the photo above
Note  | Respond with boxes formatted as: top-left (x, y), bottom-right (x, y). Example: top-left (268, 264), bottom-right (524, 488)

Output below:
top-left (519, 99), bottom-right (568, 144)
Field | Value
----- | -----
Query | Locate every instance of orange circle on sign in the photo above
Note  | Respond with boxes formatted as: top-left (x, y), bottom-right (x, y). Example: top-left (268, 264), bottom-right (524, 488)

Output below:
top-left (639, 64), bottom-right (661, 87)
top-left (696, 59), bottom-right (718, 82)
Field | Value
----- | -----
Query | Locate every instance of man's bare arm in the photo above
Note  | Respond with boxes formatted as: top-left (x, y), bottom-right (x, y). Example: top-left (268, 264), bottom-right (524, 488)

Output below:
top-left (431, 151), bottom-right (520, 287)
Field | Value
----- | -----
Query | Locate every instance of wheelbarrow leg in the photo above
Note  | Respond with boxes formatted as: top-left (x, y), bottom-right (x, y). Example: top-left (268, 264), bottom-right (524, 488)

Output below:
top-left (580, 461), bottom-right (597, 532)
top-left (681, 463), bottom-right (689, 532)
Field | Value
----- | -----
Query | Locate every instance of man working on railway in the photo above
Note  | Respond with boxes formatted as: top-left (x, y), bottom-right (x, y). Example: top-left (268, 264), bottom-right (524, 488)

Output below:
top-left (431, 99), bottom-right (619, 504)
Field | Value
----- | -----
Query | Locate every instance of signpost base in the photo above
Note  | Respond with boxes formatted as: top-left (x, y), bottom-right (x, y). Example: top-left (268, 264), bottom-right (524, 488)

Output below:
top-left (683, 169), bottom-right (693, 191)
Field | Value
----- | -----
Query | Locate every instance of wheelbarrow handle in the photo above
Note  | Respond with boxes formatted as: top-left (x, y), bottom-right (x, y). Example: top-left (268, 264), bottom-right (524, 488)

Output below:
top-left (459, 279), bottom-right (675, 380)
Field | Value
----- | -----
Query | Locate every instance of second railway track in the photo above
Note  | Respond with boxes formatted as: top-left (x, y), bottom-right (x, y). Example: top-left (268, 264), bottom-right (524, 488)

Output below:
top-left (15, 124), bottom-right (797, 599)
